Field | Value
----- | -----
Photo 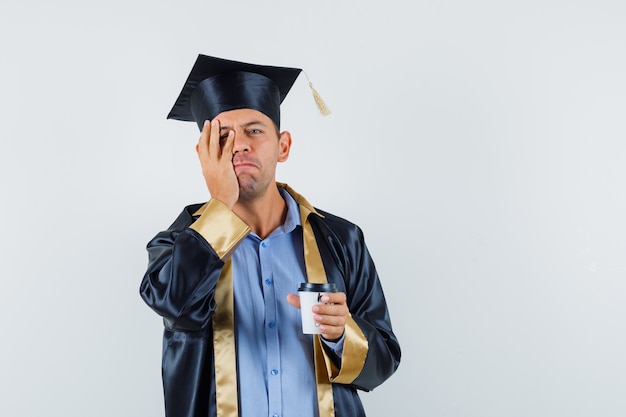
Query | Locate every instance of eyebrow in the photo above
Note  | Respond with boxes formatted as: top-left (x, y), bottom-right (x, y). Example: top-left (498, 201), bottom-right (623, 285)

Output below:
top-left (219, 120), bottom-right (267, 131)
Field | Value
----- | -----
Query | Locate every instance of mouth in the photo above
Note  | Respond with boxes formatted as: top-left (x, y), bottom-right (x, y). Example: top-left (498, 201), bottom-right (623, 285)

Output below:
top-left (233, 162), bottom-right (257, 168)
top-left (233, 159), bottom-right (259, 174)
top-left (234, 162), bottom-right (258, 169)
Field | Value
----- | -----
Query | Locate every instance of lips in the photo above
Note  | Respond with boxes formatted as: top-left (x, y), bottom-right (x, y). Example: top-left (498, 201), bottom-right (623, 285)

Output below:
top-left (233, 157), bottom-right (259, 173)
top-left (233, 162), bottom-right (257, 168)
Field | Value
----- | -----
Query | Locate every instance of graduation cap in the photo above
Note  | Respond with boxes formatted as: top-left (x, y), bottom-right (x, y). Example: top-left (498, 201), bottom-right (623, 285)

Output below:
top-left (167, 54), bottom-right (330, 131)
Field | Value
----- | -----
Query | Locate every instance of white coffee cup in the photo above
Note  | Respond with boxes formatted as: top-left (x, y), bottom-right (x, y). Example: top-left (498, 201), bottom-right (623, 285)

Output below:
top-left (298, 282), bottom-right (338, 334)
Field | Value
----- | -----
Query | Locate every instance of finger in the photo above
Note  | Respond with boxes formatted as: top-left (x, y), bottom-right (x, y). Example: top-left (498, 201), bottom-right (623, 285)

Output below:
top-left (319, 324), bottom-right (345, 342)
top-left (208, 119), bottom-right (221, 159)
top-left (320, 325), bottom-right (344, 337)
top-left (221, 129), bottom-right (235, 160)
top-left (313, 302), bottom-right (349, 320)
top-left (197, 120), bottom-right (210, 158)
top-left (286, 294), bottom-right (301, 309)
top-left (320, 292), bottom-right (346, 305)
top-left (314, 312), bottom-right (347, 328)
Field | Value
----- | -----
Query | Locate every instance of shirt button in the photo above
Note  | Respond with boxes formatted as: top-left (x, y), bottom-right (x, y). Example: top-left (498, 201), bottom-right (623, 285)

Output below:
top-left (268, 321), bottom-right (275, 329)
top-left (261, 242), bottom-right (267, 248)
top-left (265, 279), bottom-right (273, 285)
top-left (271, 369), bottom-right (279, 376)
top-left (273, 415), bottom-right (279, 417)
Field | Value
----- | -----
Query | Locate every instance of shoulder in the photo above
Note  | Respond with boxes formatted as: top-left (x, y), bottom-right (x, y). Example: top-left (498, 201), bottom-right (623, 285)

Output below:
top-left (315, 208), bottom-right (357, 227)
top-left (311, 207), bottom-right (365, 243)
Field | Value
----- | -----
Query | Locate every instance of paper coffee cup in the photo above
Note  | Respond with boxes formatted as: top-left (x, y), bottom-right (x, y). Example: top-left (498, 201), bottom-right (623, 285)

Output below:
top-left (298, 282), bottom-right (337, 334)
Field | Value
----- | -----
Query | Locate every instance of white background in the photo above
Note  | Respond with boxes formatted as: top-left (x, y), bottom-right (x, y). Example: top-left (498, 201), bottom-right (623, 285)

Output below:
top-left (1, 1), bottom-right (625, 416)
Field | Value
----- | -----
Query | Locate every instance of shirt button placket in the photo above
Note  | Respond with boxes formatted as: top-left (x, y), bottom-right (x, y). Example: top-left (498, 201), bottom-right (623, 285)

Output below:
top-left (260, 239), bottom-right (282, 416)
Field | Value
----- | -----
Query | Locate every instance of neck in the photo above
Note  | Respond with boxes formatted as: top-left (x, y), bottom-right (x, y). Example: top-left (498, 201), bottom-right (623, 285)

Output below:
top-left (233, 184), bottom-right (287, 239)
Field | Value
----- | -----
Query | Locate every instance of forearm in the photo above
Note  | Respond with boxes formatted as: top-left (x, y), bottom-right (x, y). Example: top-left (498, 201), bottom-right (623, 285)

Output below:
top-left (322, 225), bottom-right (401, 390)
top-left (140, 228), bottom-right (224, 330)
top-left (140, 200), bottom-right (250, 331)
top-left (347, 314), bottom-right (401, 391)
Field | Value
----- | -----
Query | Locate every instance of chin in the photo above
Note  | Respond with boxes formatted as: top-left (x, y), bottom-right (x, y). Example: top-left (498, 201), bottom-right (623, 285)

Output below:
top-left (238, 183), bottom-right (261, 201)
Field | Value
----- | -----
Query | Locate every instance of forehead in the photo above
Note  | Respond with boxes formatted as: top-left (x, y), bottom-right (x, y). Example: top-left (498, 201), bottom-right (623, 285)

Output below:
top-left (215, 108), bottom-right (273, 127)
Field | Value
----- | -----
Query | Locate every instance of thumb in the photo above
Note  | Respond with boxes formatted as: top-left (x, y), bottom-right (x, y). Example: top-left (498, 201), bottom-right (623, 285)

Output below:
top-left (286, 294), bottom-right (301, 309)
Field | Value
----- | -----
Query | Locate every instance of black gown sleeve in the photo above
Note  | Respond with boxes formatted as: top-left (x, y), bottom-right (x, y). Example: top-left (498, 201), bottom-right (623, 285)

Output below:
top-left (314, 212), bottom-right (401, 392)
top-left (139, 206), bottom-right (223, 331)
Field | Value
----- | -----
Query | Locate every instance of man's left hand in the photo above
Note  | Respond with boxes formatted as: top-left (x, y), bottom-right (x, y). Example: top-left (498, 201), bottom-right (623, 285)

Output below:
top-left (287, 292), bottom-right (349, 341)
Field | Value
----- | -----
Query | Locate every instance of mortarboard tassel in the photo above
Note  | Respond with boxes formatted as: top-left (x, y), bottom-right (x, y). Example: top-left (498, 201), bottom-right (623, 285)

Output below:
top-left (304, 71), bottom-right (331, 116)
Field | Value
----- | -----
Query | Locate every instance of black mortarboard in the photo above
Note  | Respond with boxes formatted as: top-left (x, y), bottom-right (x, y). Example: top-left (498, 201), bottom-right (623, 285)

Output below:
top-left (167, 54), bottom-right (305, 131)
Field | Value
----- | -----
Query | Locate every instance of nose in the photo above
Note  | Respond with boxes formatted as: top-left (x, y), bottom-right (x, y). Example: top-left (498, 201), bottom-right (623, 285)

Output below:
top-left (231, 130), bottom-right (250, 154)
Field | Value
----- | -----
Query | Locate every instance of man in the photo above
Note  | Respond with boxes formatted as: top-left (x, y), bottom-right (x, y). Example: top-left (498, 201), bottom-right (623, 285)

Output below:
top-left (140, 54), bottom-right (400, 417)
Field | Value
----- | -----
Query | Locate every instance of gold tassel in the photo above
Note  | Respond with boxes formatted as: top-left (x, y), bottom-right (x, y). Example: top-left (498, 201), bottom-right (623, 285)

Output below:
top-left (303, 71), bottom-right (331, 116)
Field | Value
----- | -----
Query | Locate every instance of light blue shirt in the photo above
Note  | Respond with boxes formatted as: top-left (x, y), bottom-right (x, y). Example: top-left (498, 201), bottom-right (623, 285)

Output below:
top-left (231, 189), bottom-right (341, 417)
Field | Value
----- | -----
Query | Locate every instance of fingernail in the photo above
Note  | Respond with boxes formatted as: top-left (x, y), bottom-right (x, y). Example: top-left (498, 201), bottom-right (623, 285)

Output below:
top-left (322, 295), bottom-right (330, 303)
top-left (312, 306), bottom-right (320, 313)
top-left (211, 119), bottom-right (218, 126)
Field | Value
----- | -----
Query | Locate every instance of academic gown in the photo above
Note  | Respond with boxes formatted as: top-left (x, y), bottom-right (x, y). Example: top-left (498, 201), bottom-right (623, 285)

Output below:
top-left (140, 185), bottom-right (401, 417)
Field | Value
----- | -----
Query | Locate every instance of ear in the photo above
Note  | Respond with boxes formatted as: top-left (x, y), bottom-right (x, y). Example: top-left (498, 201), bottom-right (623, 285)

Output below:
top-left (277, 131), bottom-right (292, 162)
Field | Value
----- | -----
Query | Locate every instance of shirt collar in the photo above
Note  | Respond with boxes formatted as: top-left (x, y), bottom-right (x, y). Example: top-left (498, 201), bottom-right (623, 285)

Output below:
top-left (245, 188), bottom-right (300, 241)
top-left (278, 186), bottom-right (301, 234)
top-left (192, 183), bottom-right (323, 227)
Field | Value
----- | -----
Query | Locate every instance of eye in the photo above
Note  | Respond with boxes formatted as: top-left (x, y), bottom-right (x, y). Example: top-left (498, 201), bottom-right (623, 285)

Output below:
top-left (248, 128), bottom-right (262, 135)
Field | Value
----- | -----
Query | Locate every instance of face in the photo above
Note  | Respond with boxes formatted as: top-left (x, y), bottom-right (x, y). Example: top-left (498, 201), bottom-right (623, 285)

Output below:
top-left (215, 108), bottom-right (292, 201)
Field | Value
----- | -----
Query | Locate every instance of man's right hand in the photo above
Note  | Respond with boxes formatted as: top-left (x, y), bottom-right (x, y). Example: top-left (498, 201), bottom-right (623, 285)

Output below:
top-left (196, 119), bottom-right (239, 209)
